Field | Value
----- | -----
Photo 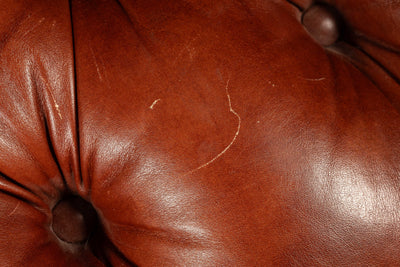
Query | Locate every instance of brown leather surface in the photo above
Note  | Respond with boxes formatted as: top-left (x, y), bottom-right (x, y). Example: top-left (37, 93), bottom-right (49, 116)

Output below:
top-left (1, 0), bottom-right (400, 266)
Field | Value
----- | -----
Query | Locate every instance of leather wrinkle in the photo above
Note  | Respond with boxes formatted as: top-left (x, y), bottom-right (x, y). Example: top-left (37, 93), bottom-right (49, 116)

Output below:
top-left (29, 59), bottom-right (69, 197)
top-left (108, 219), bottom-right (214, 248)
top-left (85, 143), bottom-right (97, 199)
top-left (286, 0), bottom-right (304, 12)
top-left (69, 0), bottom-right (84, 190)
top-left (357, 48), bottom-right (400, 112)
top-left (11, 64), bottom-right (72, 209)
top-left (331, 42), bottom-right (400, 115)
top-left (3, 20), bottom-right (72, 204)
top-left (0, 46), bottom-right (60, 201)
top-left (114, 0), bottom-right (154, 57)
top-left (68, 4), bottom-right (134, 265)
top-left (357, 33), bottom-right (400, 56)
top-left (40, 88), bottom-right (68, 190)
top-left (92, 226), bottom-right (138, 267)
top-left (107, 243), bottom-right (139, 267)
top-left (86, 207), bottom-right (137, 267)
top-left (0, 172), bottom-right (41, 208)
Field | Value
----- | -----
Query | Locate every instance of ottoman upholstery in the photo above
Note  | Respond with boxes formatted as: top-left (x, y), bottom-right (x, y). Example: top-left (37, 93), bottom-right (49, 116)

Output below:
top-left (1, 0), bottom-right (400, 265)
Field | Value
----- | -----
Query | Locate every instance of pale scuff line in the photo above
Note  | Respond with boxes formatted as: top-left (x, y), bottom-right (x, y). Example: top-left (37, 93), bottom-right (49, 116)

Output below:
top-left (54, 103), bottom-right (62, 120)
top-left (8, 202), bottom-right (20, 217)
top-left (49, 91), bottom-right (62, 120)
top-left (21, 17), bottom-right (45, 38)
top-left (149, 99), bottom-right (161, 109)
top-left (172, 34), bottom-right (200, 65)
top-left (185, 79), bottom-right (241, 175)
top-left (90, 47), bottom-right (103, 81)
top-left (304, 77), bottom-right (326, 81)
top-left (44, 79), bottom-right (62, 120)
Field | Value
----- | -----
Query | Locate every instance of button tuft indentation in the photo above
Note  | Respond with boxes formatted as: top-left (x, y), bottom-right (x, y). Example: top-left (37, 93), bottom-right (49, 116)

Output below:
top-left (302, 4), bottom-right (342, 46)
top-left (51, 196), bottom-right (98, 244)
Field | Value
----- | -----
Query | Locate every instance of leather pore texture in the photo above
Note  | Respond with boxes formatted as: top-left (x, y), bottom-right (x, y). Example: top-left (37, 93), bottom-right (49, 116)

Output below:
top-left (1, 0), bottom-right (400, 266)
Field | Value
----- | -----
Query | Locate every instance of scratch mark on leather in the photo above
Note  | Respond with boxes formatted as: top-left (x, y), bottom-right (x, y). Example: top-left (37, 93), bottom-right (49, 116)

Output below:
top-left (173, 35), bottom-right (200, 65)
top-left (185, 79), bottom-right (241, 175)
top-left (21, 18), bottom-right (45, 38)
top-left (43, 79), bottom-right (62, 120)
top-left (54, 103), bottom-right (62, 119)
top-left (303, 77), bottom-right (326, 81)
top-left (36, 62), bottom-right (63, 120)
top-left (49, 90), bottom-right (62, 120)
top-left (149, 99), bottom-right (161, 109)
top-left (90, 47), bottom-right (103, 81)
top-left (7, 202), bottom-right (20, 217)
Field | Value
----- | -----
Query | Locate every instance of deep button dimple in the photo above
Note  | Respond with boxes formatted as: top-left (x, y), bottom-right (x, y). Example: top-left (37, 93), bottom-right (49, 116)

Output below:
top-left (51, 196), bottom-right (98, 244)
top-left (302, 4), bottom-right (341, 47)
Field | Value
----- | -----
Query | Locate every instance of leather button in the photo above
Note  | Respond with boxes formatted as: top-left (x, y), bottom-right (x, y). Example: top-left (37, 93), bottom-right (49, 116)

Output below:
top-left (302, 4), bottom-right (341, 46)
top-left (51, 196), bottom-right (98, 243)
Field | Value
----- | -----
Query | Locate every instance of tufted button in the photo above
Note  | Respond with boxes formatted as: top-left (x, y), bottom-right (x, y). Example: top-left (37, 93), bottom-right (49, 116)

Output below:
top-left (51, 196), bottom-right (98, 244)
top-left (302, 4), bottom-right (341, 47)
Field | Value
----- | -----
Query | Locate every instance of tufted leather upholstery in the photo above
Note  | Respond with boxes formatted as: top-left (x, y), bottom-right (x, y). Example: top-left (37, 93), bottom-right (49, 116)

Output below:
top-left (1, 0), bottom-right (400, 265)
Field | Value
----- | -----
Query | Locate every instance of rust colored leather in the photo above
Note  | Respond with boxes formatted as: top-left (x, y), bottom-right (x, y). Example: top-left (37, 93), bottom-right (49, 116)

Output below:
top-left (1, 0), bottom-right (400, 266)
